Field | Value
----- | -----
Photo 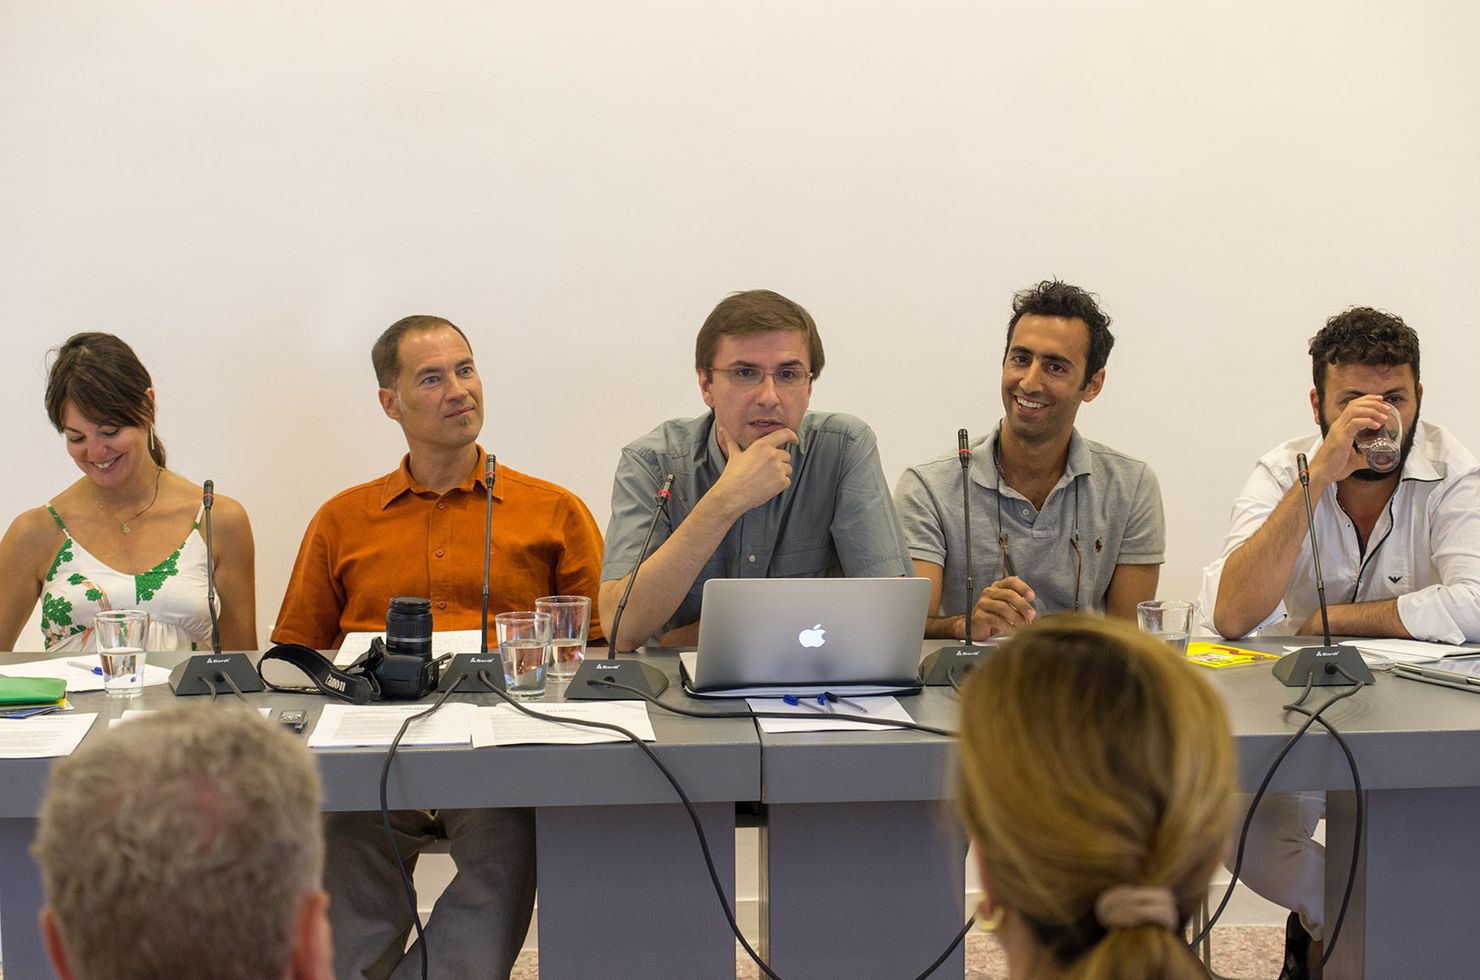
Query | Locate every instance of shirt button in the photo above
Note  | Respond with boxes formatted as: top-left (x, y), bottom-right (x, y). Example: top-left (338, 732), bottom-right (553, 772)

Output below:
top-left (437, 600), bottom-right (447, 610)
top-left (435, 549), bottom-right (445, 558)
top-left (748, 554), bottom-right (756, 563)
top-left (1021, 507), bottom-right (1030, 518)
top-left (437, 502), bottom-right (445, 510)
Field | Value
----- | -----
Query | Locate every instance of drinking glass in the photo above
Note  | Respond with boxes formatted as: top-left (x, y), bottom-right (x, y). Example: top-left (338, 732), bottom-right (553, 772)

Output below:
top-left (537, 596), bottom-right (591, 681)
top-left (1137, 600), bottom-right (1193, 656)
top-left (1355, 404), bottom-right (1403, 474)
top-left (95, 610), bottom-right (150, 698)
top-left (496, 611), bottom-right (551, 699)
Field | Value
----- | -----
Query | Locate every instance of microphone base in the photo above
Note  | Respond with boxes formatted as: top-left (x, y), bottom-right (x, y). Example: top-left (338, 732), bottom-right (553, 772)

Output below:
top-left (440, 653), bottom-right (506, 693)
top-left (920, 644), bottom-right (988, 686)
top-left (170, 653), bottom-right (266, 697)
top-left (1272, 644), bottom-right (1375, 687)
top-left (564, 658), bottom-right (671, 700)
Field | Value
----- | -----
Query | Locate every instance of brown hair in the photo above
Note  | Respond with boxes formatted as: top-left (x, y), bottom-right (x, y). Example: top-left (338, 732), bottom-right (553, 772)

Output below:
top-left (958, 615), bottom-right (1233, 979)
top-left (45, 333), bottom-right (166, 468)
top-left (372, 315), bottom-right (473, 388)
top-left (694, 289), bottom-right (826, 379)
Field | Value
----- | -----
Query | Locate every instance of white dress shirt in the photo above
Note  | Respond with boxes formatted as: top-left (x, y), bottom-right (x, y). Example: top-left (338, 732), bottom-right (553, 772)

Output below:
top-left (1200, 420), bottom-right (1480, 644)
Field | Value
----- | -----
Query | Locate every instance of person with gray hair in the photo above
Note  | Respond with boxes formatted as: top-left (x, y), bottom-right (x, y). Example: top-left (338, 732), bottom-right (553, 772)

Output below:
top-left (33, 707), bottom-right (332, 980)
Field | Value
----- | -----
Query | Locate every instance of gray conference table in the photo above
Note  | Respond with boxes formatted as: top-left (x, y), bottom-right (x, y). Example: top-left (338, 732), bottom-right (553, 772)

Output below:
top-left (6, 639), bottom-right (1480, 978)
top-left (0, 649), bottom-right (758, 980)
top-left (756, 637), bottom-right (1480, 979)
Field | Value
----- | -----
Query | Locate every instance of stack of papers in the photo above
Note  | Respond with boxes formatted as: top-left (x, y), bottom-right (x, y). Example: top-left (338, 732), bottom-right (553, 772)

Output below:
top-left (0, 713), bottom-right (97, 758)
top-left (745, 696), bottom-right (914, 733)
top-left (333, 630), bottom-right (484, 667)
top-left (1280, 638), bottom-right (1479, 667)
top-left (307, 703), bottom-right (480, 748)
top-left (0, 658), bottom-right (172, 693)
top-left (474, 701), bottom-right (656, 747)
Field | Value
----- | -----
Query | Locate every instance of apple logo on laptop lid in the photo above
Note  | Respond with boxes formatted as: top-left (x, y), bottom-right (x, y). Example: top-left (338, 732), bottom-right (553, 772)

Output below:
top-left (798, 624), bottom-right (826, 648)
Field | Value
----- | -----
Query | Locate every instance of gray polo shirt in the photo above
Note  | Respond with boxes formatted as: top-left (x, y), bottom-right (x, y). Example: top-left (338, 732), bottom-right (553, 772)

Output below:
top-left (604, 411), bottom-right (913, 639)
top-left (893, 426), bottom-right (1164, 618)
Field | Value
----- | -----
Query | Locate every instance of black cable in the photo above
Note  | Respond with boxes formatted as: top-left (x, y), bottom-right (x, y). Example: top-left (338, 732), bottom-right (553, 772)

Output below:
top-left (579, 677), bottom-right (959, 737)
top-left (947, 665), bottom-right (967, 693)
top-left (1190, 672), bottom-right (1365, 953)
top-left (1281, 666), bottom-right (1365, 980)
top-left (379, 684), bottom-right (459, 980)
top-left (218, 670), bottom-right (251, 703)
top-left (473, 671), bottom-right (783, 980)
top-left (480, 673), bottom-right (971, 979)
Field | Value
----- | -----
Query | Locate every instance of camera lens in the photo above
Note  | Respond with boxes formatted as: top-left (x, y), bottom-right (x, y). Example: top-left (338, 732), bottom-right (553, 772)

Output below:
top-left (386, 596), bottom-right (433, 659)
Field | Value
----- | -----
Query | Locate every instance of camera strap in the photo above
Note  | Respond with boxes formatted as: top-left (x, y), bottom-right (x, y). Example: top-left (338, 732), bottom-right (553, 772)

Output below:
top-left (257, 643), bottom-right (376, 704)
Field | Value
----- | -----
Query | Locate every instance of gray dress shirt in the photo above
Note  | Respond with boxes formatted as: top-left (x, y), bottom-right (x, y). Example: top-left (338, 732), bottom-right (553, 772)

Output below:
top-left (604, 411), bottom-right (913, 641)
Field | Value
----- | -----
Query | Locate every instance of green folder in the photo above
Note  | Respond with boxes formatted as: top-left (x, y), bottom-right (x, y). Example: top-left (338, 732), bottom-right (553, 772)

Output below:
top-left (0, 676), bottom-right (68, 706)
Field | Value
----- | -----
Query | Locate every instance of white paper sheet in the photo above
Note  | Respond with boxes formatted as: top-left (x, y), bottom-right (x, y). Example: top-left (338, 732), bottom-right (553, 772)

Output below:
top-left (0, 658), bottom-right (172, 693)
top-left (334, 630), bottom-right (485, 667)
top-left (306, 702), bottom-right (478, 748)
top-left (746, 695), bottom-right (913, 733)
top-left (473, 700), bottom-right (656, 746)
top-left (0, 713), bottom-right (97, 758)
top-left (1281, 638), bottom-right (1480, 666)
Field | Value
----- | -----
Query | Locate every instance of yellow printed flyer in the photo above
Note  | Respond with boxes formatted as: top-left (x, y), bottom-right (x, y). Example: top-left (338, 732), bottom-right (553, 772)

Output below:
top-left (1186, 641), bottom-right (1282, 669)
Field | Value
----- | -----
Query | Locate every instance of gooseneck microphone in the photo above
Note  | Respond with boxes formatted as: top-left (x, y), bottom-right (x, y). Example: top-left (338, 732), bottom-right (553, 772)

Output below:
top-left (922, 430), bottom-right (987, 685)
top-left (1272, 453), bottom-right (1374, 687)
top-left (957, 428), bottom-right (974, 640)
top-left (203, 479), bottom-right (221, 655)
top-left (170, 479), bottom-right (265, 696)
top-left (481, 454), bottom-right (497, 655)
top-left (566, 473), bottom-right (675, 701)
top-left (440, 453), bottom-right (504, 692)
top-left (1299, 454), bottom-right (1333, 647)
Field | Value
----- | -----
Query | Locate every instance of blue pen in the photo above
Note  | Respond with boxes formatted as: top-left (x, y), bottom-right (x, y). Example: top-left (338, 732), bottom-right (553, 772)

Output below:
top-left (822, 691), bottom-right (868, 714)
top-left (781, 694), bottom-right (829, 714)
top-left (67, 659), bottom-right (104, 677)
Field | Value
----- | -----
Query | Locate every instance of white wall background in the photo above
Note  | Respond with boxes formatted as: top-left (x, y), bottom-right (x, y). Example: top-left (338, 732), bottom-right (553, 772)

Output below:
top-left (2, 1), bottom-right (1476, 647)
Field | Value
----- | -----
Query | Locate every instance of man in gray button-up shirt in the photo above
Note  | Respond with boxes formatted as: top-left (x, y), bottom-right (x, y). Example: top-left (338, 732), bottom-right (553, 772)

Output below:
top-left (894, 281), bottom-right (1164, 641)
top-left (601, 289), bottom-right (912, 650)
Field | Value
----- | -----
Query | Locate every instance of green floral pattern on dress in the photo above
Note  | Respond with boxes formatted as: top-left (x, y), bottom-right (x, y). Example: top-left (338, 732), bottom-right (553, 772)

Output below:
top-left (135, 548), bottom-right (182, 603)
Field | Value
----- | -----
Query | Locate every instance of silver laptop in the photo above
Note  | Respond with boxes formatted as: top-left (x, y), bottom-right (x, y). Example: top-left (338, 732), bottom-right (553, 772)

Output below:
top-left (679, 577), bottom-right (931, 696)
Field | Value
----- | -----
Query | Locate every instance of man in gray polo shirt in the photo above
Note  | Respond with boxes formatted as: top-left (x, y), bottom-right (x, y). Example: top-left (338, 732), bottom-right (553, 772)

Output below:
top-left (602, 288), bottom-right (912, 650)
top-left (894, 280), bottom-right (1164, 639)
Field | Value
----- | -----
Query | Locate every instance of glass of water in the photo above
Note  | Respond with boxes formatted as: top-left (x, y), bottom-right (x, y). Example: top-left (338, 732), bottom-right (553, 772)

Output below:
top-left (1354, 403), bottom-right (1403, 474)
top-left (496, 611), bottom-right (552, 699)
top-left (95, 609), bottom-right (150, 698)
top-left (1137, 600), bottom-right (1193, 657)
top-left (536, 595), bottom-right (591, 681)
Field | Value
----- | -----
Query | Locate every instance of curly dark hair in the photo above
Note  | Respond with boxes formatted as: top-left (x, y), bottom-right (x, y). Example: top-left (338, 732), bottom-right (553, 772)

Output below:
top-left (1005, 280), bottom-right (1115, 387)
top-left (1309, 307), bottom-right (1420, 401)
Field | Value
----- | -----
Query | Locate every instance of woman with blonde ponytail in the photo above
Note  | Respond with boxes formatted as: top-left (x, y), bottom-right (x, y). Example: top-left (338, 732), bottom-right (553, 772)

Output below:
top-left (958, 614), bottom-right (1235, 979)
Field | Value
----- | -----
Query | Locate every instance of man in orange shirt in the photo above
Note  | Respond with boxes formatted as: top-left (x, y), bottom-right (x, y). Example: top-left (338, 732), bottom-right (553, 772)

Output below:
top-left (274, 314), bottom-right (603, 980)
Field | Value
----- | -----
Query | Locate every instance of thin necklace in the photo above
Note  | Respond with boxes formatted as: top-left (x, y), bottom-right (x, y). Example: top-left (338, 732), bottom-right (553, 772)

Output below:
top-left (96, 466), bottom-right (163, 534)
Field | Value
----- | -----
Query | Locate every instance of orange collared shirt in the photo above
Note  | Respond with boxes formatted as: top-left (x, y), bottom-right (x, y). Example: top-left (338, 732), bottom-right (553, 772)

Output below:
top-left (273, 451), bottom-right (604, 649)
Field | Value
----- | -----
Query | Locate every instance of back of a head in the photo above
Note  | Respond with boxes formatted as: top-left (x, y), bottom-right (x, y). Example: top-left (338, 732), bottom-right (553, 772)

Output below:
top-left (34, 707), bottom-right (323, 980)
top-left (957, 615), bottom-right (1234, 980)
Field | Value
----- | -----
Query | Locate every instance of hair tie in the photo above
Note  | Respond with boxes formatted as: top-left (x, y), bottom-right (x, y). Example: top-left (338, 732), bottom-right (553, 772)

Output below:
top-left (1094, 885), bottom-right (1179, 932)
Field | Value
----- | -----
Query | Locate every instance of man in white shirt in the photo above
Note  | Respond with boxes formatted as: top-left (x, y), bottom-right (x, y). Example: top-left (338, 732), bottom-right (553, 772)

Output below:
top-left (1200, 305), bottom-right (1480, 978)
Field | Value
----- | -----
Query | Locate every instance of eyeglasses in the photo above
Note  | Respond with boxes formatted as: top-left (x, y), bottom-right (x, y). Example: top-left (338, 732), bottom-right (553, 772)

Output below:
top-left (708, 366), bottom-right (813, 388)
